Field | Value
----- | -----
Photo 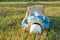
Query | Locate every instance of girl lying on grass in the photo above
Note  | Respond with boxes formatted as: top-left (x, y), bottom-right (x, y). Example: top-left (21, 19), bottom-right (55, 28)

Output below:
top-left (22, 5), bottom-right (51, 33)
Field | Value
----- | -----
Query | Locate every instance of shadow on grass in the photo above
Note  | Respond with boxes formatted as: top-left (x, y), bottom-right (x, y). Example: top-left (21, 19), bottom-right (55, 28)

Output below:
top-left (49, 16), bottom-right (60, 31)
top-left (47, 16), bottom-right (60, 40)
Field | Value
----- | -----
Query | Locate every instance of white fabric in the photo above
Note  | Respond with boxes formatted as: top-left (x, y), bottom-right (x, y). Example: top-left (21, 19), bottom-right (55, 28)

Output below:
top-left (30, 24), bottom-right (42, 33)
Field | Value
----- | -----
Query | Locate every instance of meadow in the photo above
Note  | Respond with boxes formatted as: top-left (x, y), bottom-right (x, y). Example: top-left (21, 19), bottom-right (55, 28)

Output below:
top-left (0, 2), bottom-right (60, 40)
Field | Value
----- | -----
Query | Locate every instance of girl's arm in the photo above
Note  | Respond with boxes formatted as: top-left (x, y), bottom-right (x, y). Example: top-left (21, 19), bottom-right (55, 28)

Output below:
top-left (25, 7), bottom-right (30, 18)
top-left (22, 7), bottom-right (30, 29)
top-left (22, 18), bottom-right (27, 28)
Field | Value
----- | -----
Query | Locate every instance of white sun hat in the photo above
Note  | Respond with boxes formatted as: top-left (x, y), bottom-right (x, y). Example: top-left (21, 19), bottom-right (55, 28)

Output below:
top-left (30, 24), bottom-right (42, 33)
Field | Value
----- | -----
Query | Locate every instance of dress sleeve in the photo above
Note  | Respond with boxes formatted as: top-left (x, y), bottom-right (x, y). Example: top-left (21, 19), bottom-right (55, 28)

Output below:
top-left (45, 16), bottom-right (51, 23)
top-left (43, 16), bottom-right (51, 29)
top-left (22, 18), bottom-right (27, 28)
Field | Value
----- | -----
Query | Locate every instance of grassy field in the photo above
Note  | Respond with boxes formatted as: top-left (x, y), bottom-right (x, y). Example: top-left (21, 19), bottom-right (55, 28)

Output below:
top-left (0, 2), bottom-right (60, 40)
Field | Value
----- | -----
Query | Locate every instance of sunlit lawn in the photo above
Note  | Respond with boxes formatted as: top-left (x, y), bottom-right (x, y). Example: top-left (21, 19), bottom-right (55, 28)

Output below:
top-left (0, 2), bottom-right (60, 40)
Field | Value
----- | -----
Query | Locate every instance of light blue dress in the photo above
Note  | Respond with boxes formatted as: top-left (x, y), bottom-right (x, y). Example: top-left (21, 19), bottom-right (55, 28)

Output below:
top-left (22, 12), bottom-right (51, 30)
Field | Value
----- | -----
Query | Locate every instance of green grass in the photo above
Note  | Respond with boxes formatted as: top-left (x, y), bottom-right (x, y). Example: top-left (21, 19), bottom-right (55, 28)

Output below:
top-left (0, 2), bottom-right (60, 40)
top-left (0, 0), bottom-right (60, 2)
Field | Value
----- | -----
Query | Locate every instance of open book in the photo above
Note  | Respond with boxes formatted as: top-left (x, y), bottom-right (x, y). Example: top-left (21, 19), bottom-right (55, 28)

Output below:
top-left (28, 5), bottom-right (44, 13)
top-left (28, 5), bottom-right (45, 19)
